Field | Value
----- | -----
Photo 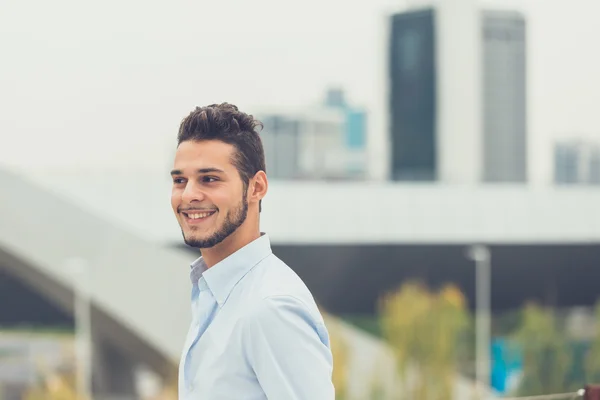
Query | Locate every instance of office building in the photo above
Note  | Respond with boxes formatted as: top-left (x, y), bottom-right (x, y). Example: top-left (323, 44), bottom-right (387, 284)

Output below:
top-left (389, 3), bottom-right (527, 183)
top-left (259, 114), bottom-right (301, 180)
top-left (259, 89), bottom-right (368, 180)
top-left (554, 139), bottom-right (600, 185)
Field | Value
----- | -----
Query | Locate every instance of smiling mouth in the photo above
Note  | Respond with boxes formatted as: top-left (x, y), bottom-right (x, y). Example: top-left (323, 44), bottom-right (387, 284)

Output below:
top-left (181, 210), bottom-right (217, 223)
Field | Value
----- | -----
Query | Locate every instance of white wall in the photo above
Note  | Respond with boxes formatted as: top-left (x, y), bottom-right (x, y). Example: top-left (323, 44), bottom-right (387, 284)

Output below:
top-left (436, 0), bottom-right (483, 184)
top-left (17, 168), bottom-right (600, 245)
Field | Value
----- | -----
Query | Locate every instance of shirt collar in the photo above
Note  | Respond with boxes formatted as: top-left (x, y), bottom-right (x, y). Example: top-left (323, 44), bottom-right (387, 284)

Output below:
top-left (189, 233), bottom-right (272, 307)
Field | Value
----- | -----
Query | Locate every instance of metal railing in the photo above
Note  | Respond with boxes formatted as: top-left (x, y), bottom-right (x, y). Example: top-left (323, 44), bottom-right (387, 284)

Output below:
top-left (501, 385), bottom-right (600, 400)
top-left (502, 390), bottom-right (584, 400)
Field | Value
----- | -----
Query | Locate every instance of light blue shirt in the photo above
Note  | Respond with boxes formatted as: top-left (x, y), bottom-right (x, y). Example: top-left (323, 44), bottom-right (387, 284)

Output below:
top-left (178, 233), bottom-right (335, 399)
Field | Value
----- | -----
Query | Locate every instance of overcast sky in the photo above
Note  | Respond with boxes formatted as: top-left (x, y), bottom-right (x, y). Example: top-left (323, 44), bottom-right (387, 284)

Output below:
top-left (1, 0), bottom-right (599, 184)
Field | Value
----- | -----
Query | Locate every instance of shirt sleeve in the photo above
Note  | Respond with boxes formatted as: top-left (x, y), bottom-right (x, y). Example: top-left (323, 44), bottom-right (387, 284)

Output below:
top-left (243, 295), bottom-right (335, 400)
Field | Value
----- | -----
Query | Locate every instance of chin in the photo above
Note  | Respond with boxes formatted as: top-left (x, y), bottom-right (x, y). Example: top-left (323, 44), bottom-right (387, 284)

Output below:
top-left (185, 233), bottom-right (211, 243)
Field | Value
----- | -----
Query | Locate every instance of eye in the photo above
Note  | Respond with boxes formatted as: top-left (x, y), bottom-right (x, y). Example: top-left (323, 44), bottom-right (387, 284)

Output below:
top-left (173, 177), bottom-right (186, 184)
top-left (202, 176), bottom-right (219, 183)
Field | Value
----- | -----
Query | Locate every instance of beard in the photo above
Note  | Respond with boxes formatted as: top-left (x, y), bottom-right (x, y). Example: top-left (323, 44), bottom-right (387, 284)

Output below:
top-left (181, 194), bottom-right (248, 249)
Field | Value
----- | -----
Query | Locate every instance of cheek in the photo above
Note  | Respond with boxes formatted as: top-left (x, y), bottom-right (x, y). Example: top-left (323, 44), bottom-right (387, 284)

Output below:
top-left (209, 189), bottom-right (236, 208)
top-left (170, 191), bottom-right (181, 211)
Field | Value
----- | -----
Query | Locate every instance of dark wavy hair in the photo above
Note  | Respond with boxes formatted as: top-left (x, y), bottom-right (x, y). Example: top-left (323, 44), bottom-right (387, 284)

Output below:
top-left (177, 103), bottom-right (266, 211)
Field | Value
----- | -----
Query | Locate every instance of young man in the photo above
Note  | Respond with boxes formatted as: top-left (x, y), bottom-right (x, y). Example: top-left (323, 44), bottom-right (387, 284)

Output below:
top-left (171, 103), bottom-right (335, 399)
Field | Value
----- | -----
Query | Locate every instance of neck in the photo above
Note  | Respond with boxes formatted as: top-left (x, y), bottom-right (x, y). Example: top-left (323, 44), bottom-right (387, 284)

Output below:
top-left (200, 222), bottom-right (260, 269)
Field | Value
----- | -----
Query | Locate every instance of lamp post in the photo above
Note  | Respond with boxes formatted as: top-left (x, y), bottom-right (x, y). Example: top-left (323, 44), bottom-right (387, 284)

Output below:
top-left (65, 257), bottom-right (92, 399)
top-left (467, 244), bottom-right (491, 399)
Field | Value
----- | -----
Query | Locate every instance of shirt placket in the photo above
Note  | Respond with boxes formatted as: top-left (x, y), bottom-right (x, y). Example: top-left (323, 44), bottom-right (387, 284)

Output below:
top-left (183, 277), bottom-right (217, 393)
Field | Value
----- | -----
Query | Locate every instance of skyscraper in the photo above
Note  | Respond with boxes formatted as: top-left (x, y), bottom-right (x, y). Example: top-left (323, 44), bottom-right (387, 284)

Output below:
top-left (389, 8), bottom-right (437, 181)
top-left (389, 3), bottom-right (527, 183)
top-left (482, 10), bottom-right (527, 182)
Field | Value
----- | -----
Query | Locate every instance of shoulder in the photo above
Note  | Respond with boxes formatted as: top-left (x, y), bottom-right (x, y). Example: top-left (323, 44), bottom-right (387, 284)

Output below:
top-left (238, 254), bottom-right (326, 328)
top-left (241, 293), bottom-right (330, 353)
top-left (253, 294), bottom-right (323, 325)
top-left (246, 255), bottom-right (324, 322)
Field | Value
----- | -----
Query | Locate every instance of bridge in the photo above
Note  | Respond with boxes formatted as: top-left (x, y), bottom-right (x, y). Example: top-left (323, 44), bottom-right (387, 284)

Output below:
top-left (0, 167), bottom-right (194, 395)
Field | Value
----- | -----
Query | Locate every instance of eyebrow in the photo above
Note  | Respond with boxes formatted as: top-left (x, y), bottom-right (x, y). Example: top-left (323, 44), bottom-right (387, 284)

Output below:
top-left (170, 168), bottom-right (225, 176)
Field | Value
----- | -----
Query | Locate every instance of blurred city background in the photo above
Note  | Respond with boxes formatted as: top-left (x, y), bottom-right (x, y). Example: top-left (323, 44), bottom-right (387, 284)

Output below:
top-left (1, 0), bottom-right (600, 398)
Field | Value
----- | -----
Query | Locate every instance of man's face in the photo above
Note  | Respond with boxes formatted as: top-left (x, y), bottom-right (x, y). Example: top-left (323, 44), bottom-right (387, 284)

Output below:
top-left (171, 139), bottom-right (248, 249)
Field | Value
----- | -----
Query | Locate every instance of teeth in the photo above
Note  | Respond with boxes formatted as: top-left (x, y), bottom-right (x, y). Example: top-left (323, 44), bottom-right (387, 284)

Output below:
top-left (188, 212), bottom-right (213, 220)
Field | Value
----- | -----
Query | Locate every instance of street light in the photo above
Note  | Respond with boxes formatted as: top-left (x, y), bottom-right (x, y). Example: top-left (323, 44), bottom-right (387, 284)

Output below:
top-left (65, 257), bottom-right (92, 400)
top-left (467, 244), bottom-right (491, 399)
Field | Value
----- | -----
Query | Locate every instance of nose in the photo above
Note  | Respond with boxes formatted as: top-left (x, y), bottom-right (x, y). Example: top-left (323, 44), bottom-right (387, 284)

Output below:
top-left (181, 181), bottom-right (206, 204)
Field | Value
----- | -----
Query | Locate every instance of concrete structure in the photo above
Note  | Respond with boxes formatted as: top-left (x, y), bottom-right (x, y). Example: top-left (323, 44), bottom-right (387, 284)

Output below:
top-left (14, 166), bottom-right (600, 316)
top-left (17, 168), bottom-right (600, 246)
top-left (0, 167), bottom-right (194, 397)
top-left (388, 3), bottom-right (527, 183)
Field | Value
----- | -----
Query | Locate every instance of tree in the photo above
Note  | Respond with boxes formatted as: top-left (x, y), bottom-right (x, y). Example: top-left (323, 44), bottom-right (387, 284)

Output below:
top-left (367, 363), bottom-right (388, 400)
top-left (379, 280), bottom-right (470, 400)
top-left (511, 302), bottom-right (572, 396)
top-left (329, 324), bottom-right (350, 400)
top-left (429, 284), bottom-right (470, 399)
top-left (22, 368), bottom-right (82, 400)
top-left (585, 299), bottom-right (600, 385)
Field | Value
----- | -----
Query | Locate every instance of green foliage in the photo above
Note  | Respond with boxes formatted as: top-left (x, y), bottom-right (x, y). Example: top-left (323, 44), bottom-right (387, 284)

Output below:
top-left (340, 314), bottom-right (383, 338)
top-left (378, 280), bottom-right (470, 400)
top-left (22, 369), bottom-right (82, 400)
top-left (340, 283), bottom-right (600, 399)
top-left (511, 303), bottom-right (574, 396)
top-left (585, 299), bottom-right (600, 384)
top-left (368, 369), bottom-right (387, 400)
top-left (329, 325), bottom-right (349, 400)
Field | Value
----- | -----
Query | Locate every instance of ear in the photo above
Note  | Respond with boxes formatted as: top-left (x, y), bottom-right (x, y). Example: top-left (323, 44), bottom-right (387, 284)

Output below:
top-left (248, 171), bottom-right (268, 206)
